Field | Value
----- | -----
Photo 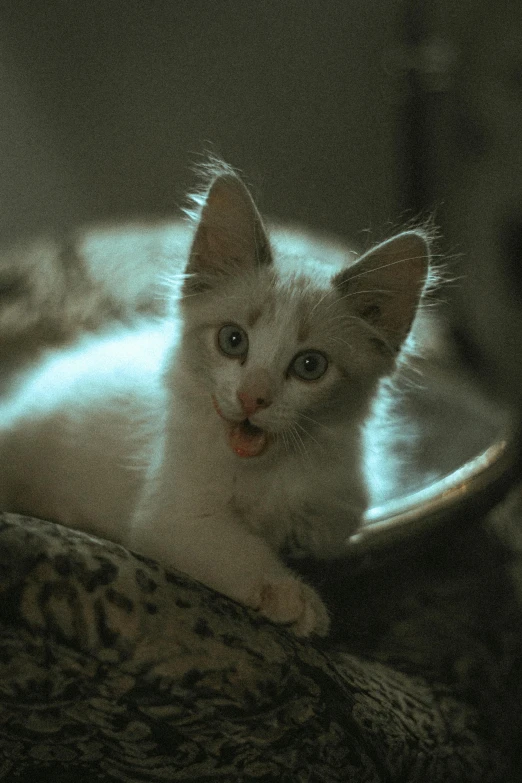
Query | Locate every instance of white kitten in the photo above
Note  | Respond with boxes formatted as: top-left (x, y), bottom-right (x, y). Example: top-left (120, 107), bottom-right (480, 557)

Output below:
top-left (0, 164), bottom-right (429, 636)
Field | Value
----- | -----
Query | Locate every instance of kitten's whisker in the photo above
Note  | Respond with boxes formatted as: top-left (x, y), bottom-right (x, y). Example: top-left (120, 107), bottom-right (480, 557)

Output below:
top-left (327, 315), bottom-right (397, 351)
top-left (288, 423), bottom-right (310, 463)
top-left (178, 289), bottom-right (207, 300)
top-left (285, 426), bottom-right (299, 456)
top-left (415, 300), bottom-right (441, 309)
top-left (309, 287), bottom-right (336, 316)
top-left (297, 411), bottom-right (325, 427)
top-left (158, 270), bottom-right (193, 285)
top-left (296, 412), bottom-right (331, 438)
top-left (293, 420), bottom-right (322, 453)
top-left (281, 430), bottom-right (292, 457)
top-left (322, 312), bottom-right (361, 324)
top-left (344, 253), bottom-right (429, 284)
top-left (326, 335), bottom-right (357, 353)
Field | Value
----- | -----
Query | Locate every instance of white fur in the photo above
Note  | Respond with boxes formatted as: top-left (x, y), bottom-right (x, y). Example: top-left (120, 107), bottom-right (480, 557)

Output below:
top-left (0, 312), bottom-right (358, 636)
top-left (0, 168), bottom-right (429, 636)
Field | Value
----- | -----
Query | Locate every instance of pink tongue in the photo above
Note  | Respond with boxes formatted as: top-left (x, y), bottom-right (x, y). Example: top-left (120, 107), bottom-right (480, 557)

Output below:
top-left (228, 421), bottom-right (268, 458)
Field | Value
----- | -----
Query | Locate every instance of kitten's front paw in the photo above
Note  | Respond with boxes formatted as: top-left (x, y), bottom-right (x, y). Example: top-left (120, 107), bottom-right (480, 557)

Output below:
top-left (258, 578), bottom-right (330, 637)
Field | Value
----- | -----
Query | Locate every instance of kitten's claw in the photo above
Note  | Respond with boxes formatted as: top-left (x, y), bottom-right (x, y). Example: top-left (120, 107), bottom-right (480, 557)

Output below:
top-left (258, 577), bottom-right (330, 637)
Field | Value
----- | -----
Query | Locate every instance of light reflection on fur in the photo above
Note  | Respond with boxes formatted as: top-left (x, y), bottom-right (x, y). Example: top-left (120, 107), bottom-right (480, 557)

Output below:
top-left (0, 163), bottom-right (431, 636)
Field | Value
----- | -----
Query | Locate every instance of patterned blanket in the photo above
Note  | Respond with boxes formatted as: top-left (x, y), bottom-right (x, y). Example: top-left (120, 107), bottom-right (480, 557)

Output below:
top-left (0, 510), bottom-right (520, 781)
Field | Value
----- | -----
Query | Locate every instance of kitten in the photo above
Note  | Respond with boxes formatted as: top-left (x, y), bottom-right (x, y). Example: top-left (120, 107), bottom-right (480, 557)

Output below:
top-left (0, 163), bottom-right (430, 636)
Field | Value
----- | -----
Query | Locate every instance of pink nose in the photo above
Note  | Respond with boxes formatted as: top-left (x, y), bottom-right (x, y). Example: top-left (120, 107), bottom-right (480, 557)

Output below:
top-left (237, 391), bottom-right (271, 417)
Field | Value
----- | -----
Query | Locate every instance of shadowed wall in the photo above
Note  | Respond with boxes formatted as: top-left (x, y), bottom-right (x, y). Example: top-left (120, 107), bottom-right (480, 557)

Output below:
top-left (0, 1), bottom-right (402, 246)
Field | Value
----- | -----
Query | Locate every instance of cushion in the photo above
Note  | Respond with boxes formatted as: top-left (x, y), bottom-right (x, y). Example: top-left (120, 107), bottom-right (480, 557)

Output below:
top-left (0, 511), bottom-right (520, 781)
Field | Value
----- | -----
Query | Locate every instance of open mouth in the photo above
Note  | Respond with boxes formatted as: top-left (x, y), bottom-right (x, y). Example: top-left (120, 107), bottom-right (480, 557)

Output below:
top-left (228, 418), bottom-right (268, 458)
top-left (212, 397), bottom-right (268, 458)
top-left (241, 418), bottom-right (263, 437)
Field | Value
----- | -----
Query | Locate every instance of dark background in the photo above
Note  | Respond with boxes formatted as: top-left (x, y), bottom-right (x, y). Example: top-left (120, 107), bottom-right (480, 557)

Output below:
top-left (0, 0), bottom-right (424, 244)
top-left (1, 0), bottom-right (521, 302)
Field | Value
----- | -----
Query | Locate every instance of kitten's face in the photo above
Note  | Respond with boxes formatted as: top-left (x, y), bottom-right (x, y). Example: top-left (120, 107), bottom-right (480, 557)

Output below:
top-left (183, 267), bottom-right (387, 456)
top-left (178, 165), bottom-right (429, 458)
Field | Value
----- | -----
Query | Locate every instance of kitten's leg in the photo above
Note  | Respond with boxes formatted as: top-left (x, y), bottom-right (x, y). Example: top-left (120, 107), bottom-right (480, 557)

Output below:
top-left (129, 512), bottom-right (329, 637)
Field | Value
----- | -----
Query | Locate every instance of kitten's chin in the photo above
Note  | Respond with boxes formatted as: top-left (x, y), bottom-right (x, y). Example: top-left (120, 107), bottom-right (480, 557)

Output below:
top-left (212, 396), bottom-right (270, 458)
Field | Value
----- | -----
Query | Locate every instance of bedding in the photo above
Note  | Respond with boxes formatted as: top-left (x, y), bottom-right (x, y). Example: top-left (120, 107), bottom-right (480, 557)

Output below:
top-left (0, 510), bottom-right (519, 781)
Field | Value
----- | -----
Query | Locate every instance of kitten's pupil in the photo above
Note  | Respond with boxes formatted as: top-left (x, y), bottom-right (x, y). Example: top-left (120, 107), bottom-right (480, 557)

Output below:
top-left (218, 324), bottom-right (249, 358)
top-left (304, 355), bottom-right (318, 373)
top-left (291, 351), bottom-right (328, 381)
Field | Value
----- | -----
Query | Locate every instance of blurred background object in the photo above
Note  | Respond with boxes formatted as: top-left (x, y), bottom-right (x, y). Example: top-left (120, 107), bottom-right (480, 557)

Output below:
top-left (408, 1), bottom-right (522, 413)
top-left (1, 0), bottom-right (521, 409)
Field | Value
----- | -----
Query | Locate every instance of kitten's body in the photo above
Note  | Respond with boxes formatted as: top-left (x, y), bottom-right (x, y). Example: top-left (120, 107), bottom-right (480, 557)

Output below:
top-left (0, 325), bottom-right (170, 543)
top-left (0, 165), bottom-right (430, 635)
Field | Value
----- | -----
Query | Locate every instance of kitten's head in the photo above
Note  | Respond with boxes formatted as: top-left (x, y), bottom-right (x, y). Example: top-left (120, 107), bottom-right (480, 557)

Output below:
top-left (178, 164), bottom-right (430, 459)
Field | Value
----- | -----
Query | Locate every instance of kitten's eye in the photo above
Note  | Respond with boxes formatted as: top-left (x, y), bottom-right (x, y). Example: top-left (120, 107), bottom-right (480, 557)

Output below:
top-left (290, 351), bottom-right (328, 381)
top-left (218, 324), bottom-right (249, 358)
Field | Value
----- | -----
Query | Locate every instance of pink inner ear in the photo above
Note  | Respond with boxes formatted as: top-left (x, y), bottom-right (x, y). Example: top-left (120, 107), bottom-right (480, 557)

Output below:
top-left (199, 224), bottom-right (235, 260)
top-left (187, 173), bottom-right (272, 283)
top-left (334, 231), bottom-right (429, 352)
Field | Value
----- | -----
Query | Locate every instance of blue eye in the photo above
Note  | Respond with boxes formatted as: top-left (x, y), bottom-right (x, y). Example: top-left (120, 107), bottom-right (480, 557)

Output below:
top-left (218, 324), bottom-right (248, 357)
top-left (291, 351), bottom-right (328, 381)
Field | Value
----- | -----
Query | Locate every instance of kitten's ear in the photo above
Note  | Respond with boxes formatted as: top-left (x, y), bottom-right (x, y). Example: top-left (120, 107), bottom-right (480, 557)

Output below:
top-left (184, 171), bottom-right (272, 294)
top-left (333, 231), bottom-right (429, 353)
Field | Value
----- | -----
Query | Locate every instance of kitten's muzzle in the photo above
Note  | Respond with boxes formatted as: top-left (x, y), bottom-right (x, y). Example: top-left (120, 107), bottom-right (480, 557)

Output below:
top-left (212, 395), bottom-right (269, 458)
top-left (237, 390), bottom-right (272, 417)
